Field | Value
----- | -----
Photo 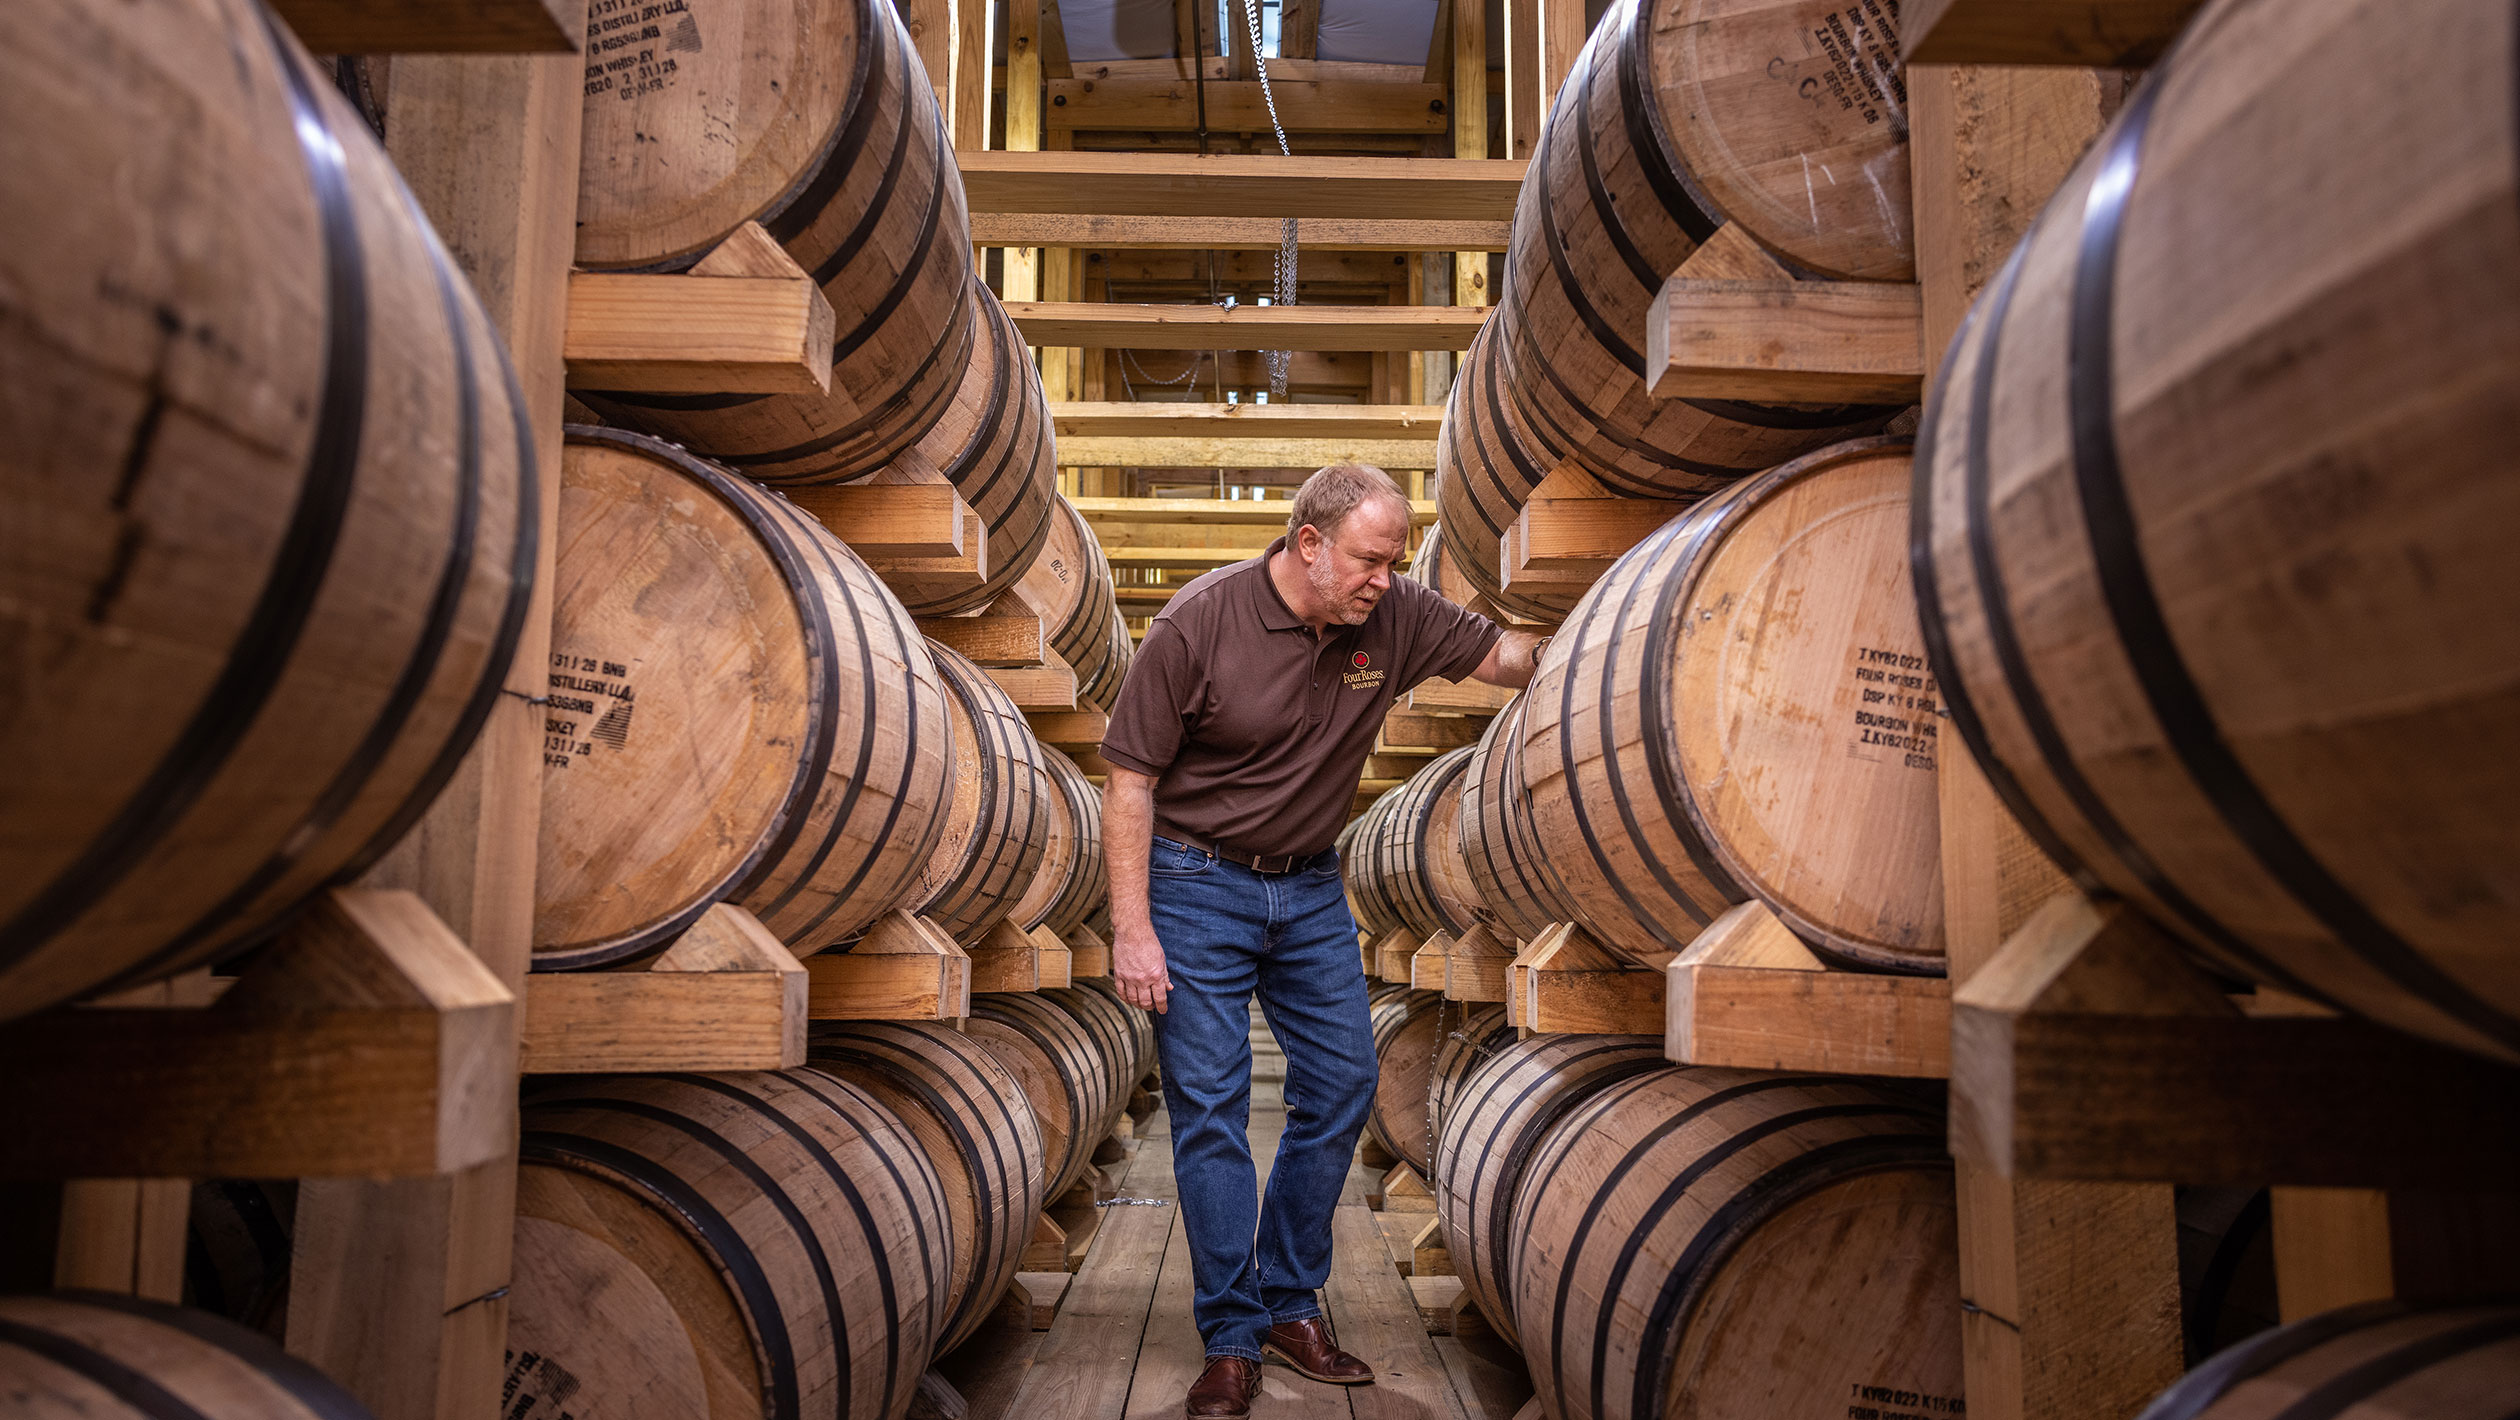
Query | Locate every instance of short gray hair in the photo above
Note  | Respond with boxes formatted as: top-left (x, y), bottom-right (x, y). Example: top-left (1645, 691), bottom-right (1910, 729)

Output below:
top-left (1286, 462), bottom-right (1409, 543)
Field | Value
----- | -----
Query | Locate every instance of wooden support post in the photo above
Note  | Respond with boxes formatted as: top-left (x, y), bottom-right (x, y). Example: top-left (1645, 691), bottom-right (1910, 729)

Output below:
top-left (1663, 901), bottom-right (1951, 1078)
top-left (1512, 923), bottom-right (1667, 1035)
top-left (1443, 923), bottom-right (1512, 1004)
top-left (1371, 927), bottom-right (1422, 984)
top-left (1063, 923), bottom-right (1112, 979)
top-left (520, 903), bottom-right (806, 1073)
top-left (805, 912), bottom-right (973, 1020)
top-left (1001, 0), bottom-right (1043, 304)
top-left (0, 889), bottom-right (514, 1181)
top-left (563, 223), bottom-right (835, 394)
top-left (952, 0), bottom-right (988, 150)
top-left (1503, 0), bottom-right (1540, 160)
top-left (1408, 931), bottom-right (1455, 994)
top-left (1539, 0), bottom-right (1585, 117)
top-left (901, 0), bottom-right (958, 131)
top-left (289, 24), bottom-right (584, 1409)
top-left (1451, 0), bottom-right (1490, 310)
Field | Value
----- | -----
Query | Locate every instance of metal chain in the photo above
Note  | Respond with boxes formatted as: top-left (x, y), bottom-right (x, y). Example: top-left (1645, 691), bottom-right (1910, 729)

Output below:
top-left (1119, 348), bottom-right (1205, 401)
top-left (1240, 0), bottom-right (1296, 399)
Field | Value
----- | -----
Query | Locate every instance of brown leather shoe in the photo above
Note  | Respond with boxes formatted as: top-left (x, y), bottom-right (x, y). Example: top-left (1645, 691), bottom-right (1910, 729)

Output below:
top-left (1185, 1355), bottom-right (1261, 1417)
top-left (1262, 1316), bottom-right (1375, 1385)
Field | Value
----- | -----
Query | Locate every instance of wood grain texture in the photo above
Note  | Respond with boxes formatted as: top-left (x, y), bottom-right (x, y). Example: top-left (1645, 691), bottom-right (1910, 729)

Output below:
top-left (0, 1293), bottom-right (375, 1420)
top-left (805, 911), bottom-right (972, 1021)
top-left (1902, 0), bottom-right (2204, 65)
top-left (269, 0), bottom-right (575, 51)
top-left (1646, 278), bottom-right (1925, 404)
top-left (520, 903), bottom-right (805, 1073)
top-left (1666, 900), bottom-right (1953, 1077)
top-left (970, 214), bottom-right (1511, 250)
top-left (961, 152), bottom-right (1524, 220)
top-left (562, 253), bottom-right (835, 394)
top-left (1008, 302), bottom-right (1485, 352)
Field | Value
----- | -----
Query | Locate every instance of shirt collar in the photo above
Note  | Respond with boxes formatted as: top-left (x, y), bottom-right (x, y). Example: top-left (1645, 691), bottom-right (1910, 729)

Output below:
top-left (1254, 536), bottom-right (1308, 632)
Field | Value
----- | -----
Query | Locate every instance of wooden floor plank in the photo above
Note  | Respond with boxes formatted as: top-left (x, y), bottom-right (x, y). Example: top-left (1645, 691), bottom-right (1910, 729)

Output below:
top-left (1004, 1124), bottom-right (1180, 1420)
top-left (1326, 1202), bottom-right (1476, 1420)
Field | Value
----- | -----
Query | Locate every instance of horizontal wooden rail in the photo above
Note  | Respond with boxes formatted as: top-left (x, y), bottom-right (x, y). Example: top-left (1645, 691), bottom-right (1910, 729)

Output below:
top-left (565, 221), bottom-right (834, 395)
top-left (1048, 79), bottom-right (1447, 133)
top-left (970, 215), bottom-right (1511, 252)
top-left (1664, 902), bottom-right (1951, 1078)
top-left (1902, 0), bottom-right (2206, 66)
top-left (960, 152), bottom-right (1526, 221)
top-left (1057, 435), bottom-right (1441, 469)
top-left (1645, 278), bottom-right (1925, 405)
top-left (1009, 302), bottom-right (1486, 352)
top-left (522, 904), bottom-right (805, 1074)
top-left (1074, 496), bottom-right (1436, 526)
top-left (1052, 403), bottom-right (1445, 440)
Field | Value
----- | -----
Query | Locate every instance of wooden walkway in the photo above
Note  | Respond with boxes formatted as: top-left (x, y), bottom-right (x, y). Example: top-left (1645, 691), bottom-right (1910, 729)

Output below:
top-left (939, 1016), bottom-right (1526, 1420)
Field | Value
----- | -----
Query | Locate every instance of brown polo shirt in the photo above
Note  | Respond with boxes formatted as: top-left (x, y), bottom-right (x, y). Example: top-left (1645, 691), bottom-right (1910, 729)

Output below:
top-left (1101, 537), bottom-right (1500, 859)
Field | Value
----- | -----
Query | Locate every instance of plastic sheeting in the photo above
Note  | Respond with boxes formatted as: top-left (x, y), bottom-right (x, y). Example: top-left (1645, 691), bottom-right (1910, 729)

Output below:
top-left (1317, 0), bottom-right (1442, 63)
top-left (1058, 0), bottom-right (1177, 61)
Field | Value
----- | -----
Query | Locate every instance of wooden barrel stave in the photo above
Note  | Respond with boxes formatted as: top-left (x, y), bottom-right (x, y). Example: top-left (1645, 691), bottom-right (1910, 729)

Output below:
top-left (1039, 985), bottom-right (1140, 1129)
top-left (1493, 0), bottom-right (1903, 500)
top-left (913, 642), bottom-right (1052, 946)
top-left (1344, 748), bottom-right (1485, 945)
top-left (1034, 749), bottom-right (1108, 937)
top-left (1912, 0), bottom-right (2520, 1062)
top-left (513, 1069), bottom-right (950, 1420)
top-left (1434, 325), bottom-right (1588, 622)
top-left (1518, 437), bottom-right (1946, 972)
top-left (0, 0), bottom-right (536, 1021)
top-left (1072, 976), bottom-right (1157, 1085)
top-left (1426, 1003), bottom-right (1516, 1153)
top-left (1510, 1066), bottom-right (1958, 1420)
top-left (1432, 1034), bottom-right (1669, 1348)
top-left (2135, 1302), bottom-right (2520, 1419)
top-left (0, 1291), bottom-right (374, 1420)
top-left (573, 0), bottom-right (977, 485)
top-left (535, 430), bottom-right (956, 966)
top-left (806, 1020), bottom-right (1048, 1354)
top-left (1013, 495), bottom-right (1131, 712)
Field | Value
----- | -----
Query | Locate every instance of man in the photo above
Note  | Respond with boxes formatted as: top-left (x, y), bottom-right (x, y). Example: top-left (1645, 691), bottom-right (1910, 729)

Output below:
top-left (1099, 463), bottom-right (1543, 1418)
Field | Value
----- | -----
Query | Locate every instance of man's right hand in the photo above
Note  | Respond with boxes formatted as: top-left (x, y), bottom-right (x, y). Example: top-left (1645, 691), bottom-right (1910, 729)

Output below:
top-left (1113, 920), bottom-right (1173, 1015)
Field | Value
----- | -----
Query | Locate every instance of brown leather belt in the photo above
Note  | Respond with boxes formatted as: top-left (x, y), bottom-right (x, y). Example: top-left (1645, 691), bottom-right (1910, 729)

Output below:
top-left (1153, 821), bottom-right (1329, 876)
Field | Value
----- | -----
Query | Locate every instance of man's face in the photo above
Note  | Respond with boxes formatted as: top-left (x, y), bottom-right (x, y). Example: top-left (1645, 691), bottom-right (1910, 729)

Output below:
top-left (1301, 498), bottom-right (1409, 626)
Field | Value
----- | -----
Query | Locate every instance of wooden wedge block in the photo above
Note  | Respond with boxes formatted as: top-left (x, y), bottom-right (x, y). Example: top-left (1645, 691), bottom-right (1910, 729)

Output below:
top-left (1377, 1212), bottom-right (1418, 1276)
top-left (803, 912), bottom-right (970, 1020)
top-left (1518, 922), bottom-right (1668, 1035)
top-left (1646, 277), bottom-right (1924, 405)
top-left (1409, 931), bottom-right (1454, 993)
top-left (1026, 707), bottom-right (1109, 750)
top-left (784, 482), bottom-right (969, 560)
top-left (920, 611), bottom-right (1045, 667)
top-left (1005, 1271), bottom-right (1072, 1330)
top-left (1381, 1163), bottom-right (1436, 1214)
top-left (1372, 927), bottom-right (1422, 985)
top-left (987, 651), bottom-right (1079, 712)
top-left (0, 889), bottom-right (512, 1179)
top-left (1064, 923), bottom-right (1112, 979)
top-left (1444, 923), bottom-right (1513, 1004)
top-left (1411, 1275), bottom-right (1466, 1333)
top-left (968, 918), bottom-right (1051, 993)
top-left (1405, 676), bottom-right (1513, 714)
top-left (565, 224), bottom-right (836, 394)
top-left (1664, 901), bottom-right (1952, 1078)
top-left (1020, 1211), bottom-right (1069, 1273)
top-left (523, 903), bottom-right (806, 1073)
top-left (1409, 1215), bottom-right (1455, 1277)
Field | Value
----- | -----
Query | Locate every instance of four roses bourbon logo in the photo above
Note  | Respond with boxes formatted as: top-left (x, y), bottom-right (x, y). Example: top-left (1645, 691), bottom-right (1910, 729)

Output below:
top-left (1341, 650), bottom-right (1385, 690)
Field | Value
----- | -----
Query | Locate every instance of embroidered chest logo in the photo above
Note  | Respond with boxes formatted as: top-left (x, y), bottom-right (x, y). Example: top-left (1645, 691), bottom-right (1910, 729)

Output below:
top-left (1341, 650), bottom-right (1384, 690)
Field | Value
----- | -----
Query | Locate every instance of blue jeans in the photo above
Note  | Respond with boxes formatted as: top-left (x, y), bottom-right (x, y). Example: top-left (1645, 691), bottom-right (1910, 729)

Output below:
top-left (1146, 836), bottom-right (1378, 1362)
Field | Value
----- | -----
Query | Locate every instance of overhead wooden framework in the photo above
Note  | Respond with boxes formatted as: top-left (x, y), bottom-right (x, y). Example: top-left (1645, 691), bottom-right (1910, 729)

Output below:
top-left (1008, 301), bottom-right (1484, 350)
top-left (1051, 402), bottom-right (1443, 438)
top-left (1901, 0), bottom-right (2207, 65)
top-left (1046, 78), bottom-right (1448, 133)
top-left (1056, 435), bottom-right (1440, 469)
top-left (970, 214), bottom-right (1510, 250)
top-left (960, 152), bottom-right (1526, 222)
top-left (1073, 495), bottom-right (1438, 527)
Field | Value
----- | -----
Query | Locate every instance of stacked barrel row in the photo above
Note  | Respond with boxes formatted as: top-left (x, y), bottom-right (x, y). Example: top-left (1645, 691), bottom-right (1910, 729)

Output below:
top-left (1433, 0), bottom-right (1913, 622)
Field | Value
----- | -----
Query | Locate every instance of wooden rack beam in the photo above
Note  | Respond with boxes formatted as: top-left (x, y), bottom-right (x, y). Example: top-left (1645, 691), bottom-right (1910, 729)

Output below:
top-left (786, 482), bottom-right (973, 560)
top-left (987, 650), bottom-right (1081, 711)
top-left (0, 889), bottom-right (513, 1180)
top-left (269, 0), bottom-right (578, 53)
top-left (1008, 302), bottom-right (1486, 352)
top-left (1405, 676), bottom-right (1513, 714)
top-left (1047, 79), bottom-right (1448, 133)
top-left (971, 214), bottom-right (1511, 251)
top-left (1645, 277), bottom-right (1925, 405)
top-left (919, 610), bottom-right (1047, 667)
top-left (1052, 403), bottom-right (1445, 439)
top-left (1026, 707), bottom-right (1109, 750)
top-left (960, 152), bottom-right (1526, 221)
top-left (1953, 895), bottom-right (2520, 1190)
top-left (1509, 923), bottom-right (1668, 1035)
top-left (1057, 435), bottom-right (1441, 469)
top-left (1507, 466), bottom-right (1684, 588)
top-left (804, 912), bottom-right (972, 1021)
top-left (520, 904), bottom-right (805, 1074)
top-left (1901, 0), bottom-right (2206, 67)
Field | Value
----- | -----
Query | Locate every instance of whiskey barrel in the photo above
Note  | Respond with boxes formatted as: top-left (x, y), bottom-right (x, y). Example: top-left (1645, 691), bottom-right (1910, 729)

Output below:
top-left (535, 429), bottom-right (954, 967)
top-left (1458, 698), bottom-right (1569, 947)
top-left (912, 642), bottom-right (1052, 947)
top-left (1406, 520), bottom-right (1481, 611)
top-left (513, 1070), bottom-right (949, 1420)
top-left (967, 992), bottom-right (1124, 1197)
top-left (2137, 1301), bottom-right (2520, 1420)
top-left (1337, 815), bottom-right (1396, 936)
top-left (1365, 988), bottom-right (1452, 1173)
top-left (1427, 1003), bottom-right (1515, 1155)
top-left (0, 1292), bottom-right (373, 1420)
top-left (1041, 985), bottom-right (1142, 1126)
top-left (788, 282), bottom-right (1059, 616)
top-left (1511, 1067), bottom-right (1958, 1420)
top-left (1024, 749), bottom-right (1107, 938)
top-left (1347, 748), bottom-right (1486, 943)
top-left (1912, 0), bottom-right (2520, 1063)
top-left (1073, 976), bottom-right (1157, 1085)
top-left (1013, 496), bottom-right (1132, 714)
top-left (1519, 438), bottom-right (1946, 972)
top-left (1435, 325), bottom-right (1586, 621)
top-left (806, 1021), bottom-right (1047, 1354)
top-left (1495, 0), bottom-right (1902, 499)
top-left (572, 0), bottom-right (975, 485)
top-left (0, 0), bottom-right (536, 1022)
top-left (1433, 1034), bottom-right (1668, 1347)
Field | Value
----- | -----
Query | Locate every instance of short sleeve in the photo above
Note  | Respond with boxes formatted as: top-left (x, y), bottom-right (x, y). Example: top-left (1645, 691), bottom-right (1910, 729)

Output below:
top-left (1393, 575), bottom-right (1502, 690)
top-left (1099, 615), bottom-right (1198, 776)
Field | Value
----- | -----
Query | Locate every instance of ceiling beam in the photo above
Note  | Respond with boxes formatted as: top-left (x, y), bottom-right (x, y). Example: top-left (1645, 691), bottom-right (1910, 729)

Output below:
top-left (1075, 496), bottom-right (1439, 527)
top-left (1010, 302), bottom-right (1485, 351)
top-left (1058, 436), bottom-right (1439, 469)
top-left (972, 214), bottom-right (1510, 250)
top-left (960, 152), bottom-right (1526, 221)
top-left (1049, 79), bottom-right (1448, 132)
